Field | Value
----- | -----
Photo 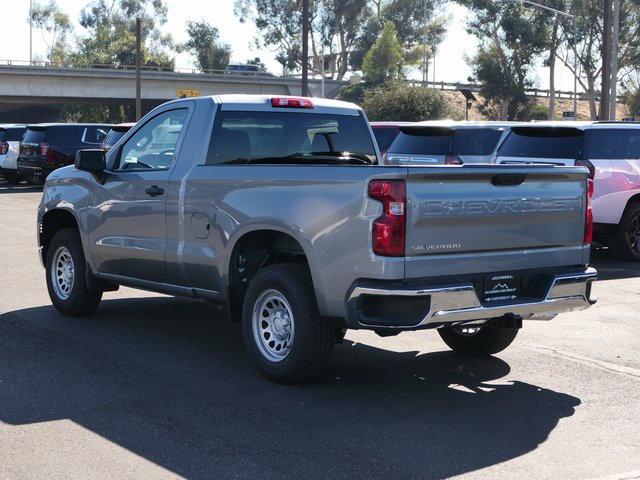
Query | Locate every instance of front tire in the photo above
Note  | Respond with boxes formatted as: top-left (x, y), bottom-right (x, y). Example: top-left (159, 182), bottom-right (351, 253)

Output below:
top-left (45, 228), bottom-right (102, 316)
top-left (438, 324), bottom-right (518, 356)
top-left (611, 203), bottom-right (640, 261)
top-left (242, 263), bottom-right (334, 384)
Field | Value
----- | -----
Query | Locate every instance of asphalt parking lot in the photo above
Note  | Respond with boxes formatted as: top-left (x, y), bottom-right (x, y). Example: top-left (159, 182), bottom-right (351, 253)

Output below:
top-left (0, 179), bottom-right (639, 480)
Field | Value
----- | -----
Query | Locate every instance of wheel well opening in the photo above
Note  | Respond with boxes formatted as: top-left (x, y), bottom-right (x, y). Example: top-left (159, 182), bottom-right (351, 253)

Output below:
top-left (228, 230), bottom-right (310, 316)
top-left (40, 210), bottom-right (79, 263)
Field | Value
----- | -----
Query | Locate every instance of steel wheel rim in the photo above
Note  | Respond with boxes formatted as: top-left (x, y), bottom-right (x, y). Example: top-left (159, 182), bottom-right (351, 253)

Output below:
top-left (252, 289), bottom-right (295, 363)
top-left (51, 246), bottom-right (74, 300)
top-left (627, 214), bottom-right (640, 254)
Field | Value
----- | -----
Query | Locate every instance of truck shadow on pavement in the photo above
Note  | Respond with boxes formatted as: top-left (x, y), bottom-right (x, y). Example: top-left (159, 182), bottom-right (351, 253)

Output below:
top-left (0, 297), bottom-right (580, 479)
top-left (590, 247), bottom-right (640, 280)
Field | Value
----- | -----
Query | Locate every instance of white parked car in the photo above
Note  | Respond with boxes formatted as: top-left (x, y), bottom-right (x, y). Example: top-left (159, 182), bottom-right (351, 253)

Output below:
top-left (384, 121), bottom-right (523, 165)
top-left (0, 124), bottom-right (27, 184)
top-left (496, 121), bottom-right (640, 259)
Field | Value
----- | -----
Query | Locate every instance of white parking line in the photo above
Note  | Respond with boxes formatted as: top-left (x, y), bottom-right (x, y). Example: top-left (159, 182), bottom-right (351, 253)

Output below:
top-left (525, 344), bottom-right (640, 381)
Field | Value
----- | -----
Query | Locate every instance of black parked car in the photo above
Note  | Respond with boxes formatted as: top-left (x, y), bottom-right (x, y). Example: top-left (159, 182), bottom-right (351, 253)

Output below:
top-left (101, 123), bottom-right (136, 151)
top-left (17, 123), bottom-right (112, 184)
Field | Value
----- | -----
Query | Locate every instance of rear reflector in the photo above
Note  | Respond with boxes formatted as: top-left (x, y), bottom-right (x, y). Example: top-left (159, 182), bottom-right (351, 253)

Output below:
top-left (369, 180), bottom-right (406, 257)
top-left (271, 97), bottom-right (314, 109)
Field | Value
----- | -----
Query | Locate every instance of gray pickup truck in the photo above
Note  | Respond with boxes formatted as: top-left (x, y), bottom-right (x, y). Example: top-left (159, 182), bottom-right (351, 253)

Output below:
top-left (37, 95), bottom-right (597, 383)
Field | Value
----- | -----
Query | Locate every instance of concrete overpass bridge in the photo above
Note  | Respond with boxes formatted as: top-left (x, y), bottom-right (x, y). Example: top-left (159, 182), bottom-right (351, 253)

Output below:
top-left (0, 64), bottom-right (349, 122)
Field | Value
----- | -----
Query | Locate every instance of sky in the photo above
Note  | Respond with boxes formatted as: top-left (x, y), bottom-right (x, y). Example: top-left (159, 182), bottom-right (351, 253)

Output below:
top-left (0, 0), bottom-right (576, 91)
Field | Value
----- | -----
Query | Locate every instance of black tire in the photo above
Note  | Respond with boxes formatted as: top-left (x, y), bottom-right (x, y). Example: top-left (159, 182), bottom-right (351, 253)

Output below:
top-left (611, 203), bottom-right (640, 261)
top-left (438, 324), bottom-right (518, 356)
top-left (45, 228), bottom-right (102, 316)
top-left (242, 263), bottom-right (334, 384)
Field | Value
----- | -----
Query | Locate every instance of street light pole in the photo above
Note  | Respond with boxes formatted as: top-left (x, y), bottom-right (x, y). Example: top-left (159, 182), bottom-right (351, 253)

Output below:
top-left (301, 0), bottom-right (309, 97)
top-left (135, 17), bottom-right (142, 121)
top-left (501, 0), bottom-right (577, 117)
top-left (610, 0), bottom-right (620, 120)
top-left (29, 0), bottom-right (33, 64)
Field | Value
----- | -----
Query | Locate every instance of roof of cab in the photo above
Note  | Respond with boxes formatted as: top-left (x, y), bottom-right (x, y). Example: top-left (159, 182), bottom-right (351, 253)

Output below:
top-left (26, 123), bottom-right (114, 129)
top-left (212, 94), bottom-right (362, 112)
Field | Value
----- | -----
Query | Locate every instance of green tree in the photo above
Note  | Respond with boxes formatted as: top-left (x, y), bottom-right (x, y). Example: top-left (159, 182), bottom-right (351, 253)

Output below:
top-left (180, 20), bottom-right (231, 72)
top-left (234, 0), bottom-right (307, 74)
top-left (461, 1), bottom-right (549, 120)
top-left (60, 103), bottom-right (130, 123)
top-left (247, 57), bottom-right (266, 69)
top-left (362, 21), bottom-right (403, 85)
top-left (30, 0), bottom-right (73, 64)
top-left (72, 0), bottom-right (175, 68)
top-left (362, 82), bottom-right (453, 121)
top-left (350, 0), bottom-right (448, 74)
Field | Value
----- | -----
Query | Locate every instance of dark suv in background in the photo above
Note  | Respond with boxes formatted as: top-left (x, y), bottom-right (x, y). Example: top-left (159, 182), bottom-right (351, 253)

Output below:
top-left (101, 123), bottom-right (135, 151)
top-left (18, 123), bottom-right (112, 184)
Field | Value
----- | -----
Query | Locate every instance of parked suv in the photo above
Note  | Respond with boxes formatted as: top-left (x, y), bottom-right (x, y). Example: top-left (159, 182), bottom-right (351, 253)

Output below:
top-left (385, 121), bottom-right (520, 165)
top-left (101, 123), bottom-right (135, 151)
top-left (18, 123), bottom-right (112, 184)
top-left (0, 124), bottom-right (27, 183)
top-left (495, 121), bottom-right (640, 259)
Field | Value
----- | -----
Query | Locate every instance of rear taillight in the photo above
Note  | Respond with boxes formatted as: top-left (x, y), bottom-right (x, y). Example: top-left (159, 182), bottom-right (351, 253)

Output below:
top-left (584, 178), bottom-right (594, 244)
top-left (369, 180), bottom-right (406, 256)
top-left (445, 155), bottom-right (463, 165)
top-left (39, 143), bottom-right (49, 156)
top-left (271, 97), bottom-right (314, 109)
top-left (0, 142), bottom-right (8, 155)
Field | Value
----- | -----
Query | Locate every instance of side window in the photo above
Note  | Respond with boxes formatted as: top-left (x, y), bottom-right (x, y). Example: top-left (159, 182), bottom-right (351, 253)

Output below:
top-left (588, 129), bottom-right (640, 159)
top-left (117, 109), bottom-right (188, 171)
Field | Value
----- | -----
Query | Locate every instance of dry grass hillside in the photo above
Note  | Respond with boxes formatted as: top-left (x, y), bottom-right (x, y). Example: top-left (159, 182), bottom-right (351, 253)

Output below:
top-left (441, 90), bottom-right (631, 121)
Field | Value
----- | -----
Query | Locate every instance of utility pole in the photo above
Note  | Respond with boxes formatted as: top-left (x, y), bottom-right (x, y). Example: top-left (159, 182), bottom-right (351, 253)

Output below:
top-left (301, 0), bottom-right (309, 97)
top-left (600, 0), bottom-right (612, 120)
top-left (29, 0), bottom-right (33, 64)
top-left (610, 0), bottom-right (620, 120)
top-left (135, 17), bottom-right (142, 121)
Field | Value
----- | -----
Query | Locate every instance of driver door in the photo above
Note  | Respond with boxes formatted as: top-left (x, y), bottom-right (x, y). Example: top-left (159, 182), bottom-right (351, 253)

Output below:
top-left (87, 108), bottom-right (189, 282)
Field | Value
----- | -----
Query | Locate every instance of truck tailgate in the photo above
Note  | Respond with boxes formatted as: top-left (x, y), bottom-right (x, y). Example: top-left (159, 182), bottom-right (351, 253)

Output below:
top-left (404, 165), bottom-right (589, 277)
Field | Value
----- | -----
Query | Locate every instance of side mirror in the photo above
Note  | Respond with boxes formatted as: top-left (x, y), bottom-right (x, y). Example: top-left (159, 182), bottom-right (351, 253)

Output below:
top-left (75, 149), bottom-right (106, 173)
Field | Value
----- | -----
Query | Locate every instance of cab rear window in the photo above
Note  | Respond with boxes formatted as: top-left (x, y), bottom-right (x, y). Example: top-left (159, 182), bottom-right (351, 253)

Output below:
top-left (588, 129), bottom-right (640, 159)
top-left (498, 128), bottom-right (583, 159)
top-left (206, 111), bottom-right (376, 164)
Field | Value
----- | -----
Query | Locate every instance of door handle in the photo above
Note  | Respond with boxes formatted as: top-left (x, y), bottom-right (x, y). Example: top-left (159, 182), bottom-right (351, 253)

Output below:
top-left (145, 185), bottom-right (164, 197)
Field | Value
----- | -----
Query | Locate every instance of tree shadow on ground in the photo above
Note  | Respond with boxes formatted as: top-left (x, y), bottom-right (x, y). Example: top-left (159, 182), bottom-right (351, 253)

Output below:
top-left (0, 297), bottom-right (580, 479)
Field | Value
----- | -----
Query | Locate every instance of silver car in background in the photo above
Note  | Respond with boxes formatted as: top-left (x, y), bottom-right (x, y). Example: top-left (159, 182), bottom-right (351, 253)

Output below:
top-left (384, 121), bottom-right (522, 165)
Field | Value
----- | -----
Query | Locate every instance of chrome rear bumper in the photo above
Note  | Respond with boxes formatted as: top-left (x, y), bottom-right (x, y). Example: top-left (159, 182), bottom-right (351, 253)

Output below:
top-left (348, 267), bottom-right (597, 329)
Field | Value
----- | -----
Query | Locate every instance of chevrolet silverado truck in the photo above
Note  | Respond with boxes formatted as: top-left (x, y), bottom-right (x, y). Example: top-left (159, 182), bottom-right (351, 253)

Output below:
top-left (37, 95), bottom-right (597, 383)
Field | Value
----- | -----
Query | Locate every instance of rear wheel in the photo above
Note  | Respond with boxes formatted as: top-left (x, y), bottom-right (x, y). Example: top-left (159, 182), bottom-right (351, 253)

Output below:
top-left (45, 228), bottom-right (102, 316)
top-left (611, 203), bottom-right (640, 261)
top-left (438, 324), bottom-right (518, 356)
top-left (242, 263), bottom-right (334, 384)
